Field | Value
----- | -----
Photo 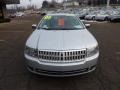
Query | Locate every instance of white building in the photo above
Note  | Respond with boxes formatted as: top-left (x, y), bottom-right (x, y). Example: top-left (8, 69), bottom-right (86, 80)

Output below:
top-left (63, 1), bottom-right (79, 7)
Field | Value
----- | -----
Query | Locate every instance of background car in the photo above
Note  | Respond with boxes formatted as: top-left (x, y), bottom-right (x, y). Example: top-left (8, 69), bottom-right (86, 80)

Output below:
top-left (9, 14), bottom-right (16, 18)
top-left (15, 12), bottom-right (25, 17)
top-left (79, 11), bottom-right (88, 19)
top-left (85, 12), bottom-right (97, 20)
top-left (95, 11), bottom-right (110, 21)
top-left (108, 11), bottom-right (120, 22)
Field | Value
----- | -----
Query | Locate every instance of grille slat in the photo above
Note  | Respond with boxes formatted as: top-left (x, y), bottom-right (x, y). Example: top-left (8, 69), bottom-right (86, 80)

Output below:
top-left (38, 50), bottom-right (86, 62)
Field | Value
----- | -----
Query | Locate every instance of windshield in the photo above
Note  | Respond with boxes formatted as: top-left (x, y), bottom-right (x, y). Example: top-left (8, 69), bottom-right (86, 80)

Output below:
top-left (38, 15), bottom-right (85, 30)
top-left (112, 12), bottom-right (120, 15)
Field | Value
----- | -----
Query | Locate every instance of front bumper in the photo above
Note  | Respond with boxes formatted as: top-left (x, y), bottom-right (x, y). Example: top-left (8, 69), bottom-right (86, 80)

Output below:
top-left (24, 53), bottom-right (99, 77)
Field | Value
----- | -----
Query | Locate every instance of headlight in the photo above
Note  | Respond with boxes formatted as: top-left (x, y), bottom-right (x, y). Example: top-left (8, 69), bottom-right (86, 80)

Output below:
top-left (25, 46), bottom-right (38, 57)
top-left (87, 45), bottom-right (99, 57)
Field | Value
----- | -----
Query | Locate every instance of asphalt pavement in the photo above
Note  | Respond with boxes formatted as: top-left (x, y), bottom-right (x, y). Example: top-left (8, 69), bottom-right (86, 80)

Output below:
top-left (0, 15), bottom-right (120, 90)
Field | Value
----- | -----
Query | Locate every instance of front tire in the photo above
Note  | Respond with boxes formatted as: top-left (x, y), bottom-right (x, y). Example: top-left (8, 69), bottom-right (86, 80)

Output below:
top-left (104, 17), bottom-right (109, 21)
top-left (92, 16), bottom-right (95, 21)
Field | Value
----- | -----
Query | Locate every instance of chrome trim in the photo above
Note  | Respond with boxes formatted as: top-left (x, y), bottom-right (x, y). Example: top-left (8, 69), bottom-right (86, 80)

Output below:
top-left (38, 49), bottom-right (87, 62)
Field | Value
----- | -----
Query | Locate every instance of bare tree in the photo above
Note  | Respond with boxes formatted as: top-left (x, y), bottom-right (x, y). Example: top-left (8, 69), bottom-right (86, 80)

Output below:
top-left (29, 0), bottom-right (32, 7)
top-left (42, 0), bottom-right (49, 8)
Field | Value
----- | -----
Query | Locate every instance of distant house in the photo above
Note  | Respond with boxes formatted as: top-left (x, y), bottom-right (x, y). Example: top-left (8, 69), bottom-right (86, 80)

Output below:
top-left (0, 0), bottom-right (20, 19)
top-left (63, 1), bottom-right (79, 7)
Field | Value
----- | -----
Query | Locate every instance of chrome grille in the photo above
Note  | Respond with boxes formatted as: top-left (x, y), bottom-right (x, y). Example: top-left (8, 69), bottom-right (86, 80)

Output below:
top-left (38, 50), bottom-right (86, 62)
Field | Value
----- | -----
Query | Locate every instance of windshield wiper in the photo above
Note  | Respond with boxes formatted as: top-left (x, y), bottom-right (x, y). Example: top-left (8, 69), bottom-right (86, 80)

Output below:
top-left (41, 28), bottom-right (49, 30)
top-left (38, 27), bottom-right (83, 30)
top-left (38, 27), bottom-right (50, 30)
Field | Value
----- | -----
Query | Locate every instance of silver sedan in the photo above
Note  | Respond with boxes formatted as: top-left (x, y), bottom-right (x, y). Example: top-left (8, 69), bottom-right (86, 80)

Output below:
top-left (24, 14), bottom-right (99, 77)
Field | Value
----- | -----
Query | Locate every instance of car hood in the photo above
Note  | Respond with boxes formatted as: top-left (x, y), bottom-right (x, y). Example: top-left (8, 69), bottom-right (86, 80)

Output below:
top-left (26, 29), bottom-right (98, 51)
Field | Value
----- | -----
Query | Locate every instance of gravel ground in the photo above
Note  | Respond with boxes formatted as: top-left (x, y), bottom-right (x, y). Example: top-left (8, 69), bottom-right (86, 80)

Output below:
top-left (0, 15), bottom-right (120, 90)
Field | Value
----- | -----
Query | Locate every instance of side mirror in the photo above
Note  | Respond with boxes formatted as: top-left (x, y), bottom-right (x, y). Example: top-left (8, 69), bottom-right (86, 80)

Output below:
top-left (85, 24), bottom-right (91, 28)
top-left (32, 24), bottom-right (37, 29)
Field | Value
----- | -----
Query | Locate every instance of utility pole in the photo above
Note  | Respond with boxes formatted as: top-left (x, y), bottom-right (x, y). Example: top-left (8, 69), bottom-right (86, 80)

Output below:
top-left (63, 0), bottom-right (67, 9)
top-left (91, 0), bottom-right (94, 7)
top-left (107, 0), bottom-right (110, 8)
top-left (117, 0), bottom-right (119, 4)
top-left (29, 0), bottom-right (32, 7)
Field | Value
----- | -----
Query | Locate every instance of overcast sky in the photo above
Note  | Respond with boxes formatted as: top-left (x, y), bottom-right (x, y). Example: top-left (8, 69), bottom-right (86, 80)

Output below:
top-left (7, 0), bottom-right (63, 8)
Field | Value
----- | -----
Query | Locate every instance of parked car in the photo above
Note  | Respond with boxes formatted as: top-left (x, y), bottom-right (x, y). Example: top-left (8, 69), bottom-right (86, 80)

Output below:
top-left (108, 12), bottom-right (120, 22)
top-left (24, 14), bottom-right (99, 77)
top-left (85, 12), bottom-right (97, 20)
top-left (9, 14), bottom-right (16, 18)
top-left (95, 11), bottom-right (109, 21)
top-left (15, 12), bottom-right (25, 17)
top-left (36, 11), bottom-right (41, 14)
top-left (79, 11), bottom-right (88, 19)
